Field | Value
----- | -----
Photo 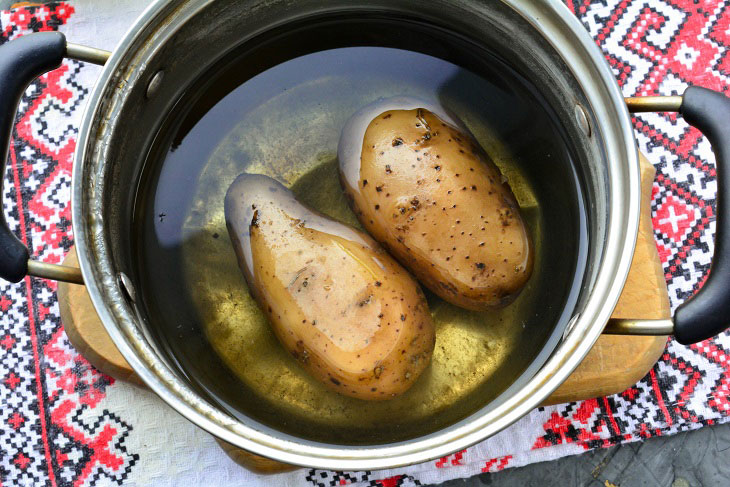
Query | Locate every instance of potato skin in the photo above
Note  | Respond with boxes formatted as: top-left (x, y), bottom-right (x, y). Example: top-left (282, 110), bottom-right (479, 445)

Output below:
top-left (338, 98), bottom-right (533, 310)
top-left (224, 173), bottom-right (434, 400)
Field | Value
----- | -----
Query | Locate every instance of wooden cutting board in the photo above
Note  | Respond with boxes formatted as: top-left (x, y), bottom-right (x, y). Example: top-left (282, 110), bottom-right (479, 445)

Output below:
top-left (56, 153), bottom-right (668, 472)
top-left (545, 152), bottom-right (670, 404)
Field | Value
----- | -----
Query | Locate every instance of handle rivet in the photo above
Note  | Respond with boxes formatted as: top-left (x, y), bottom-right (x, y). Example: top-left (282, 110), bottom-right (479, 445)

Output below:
top-left (146, 70), bottom-right (164, 99)
top-left (118, 272), bottom-right (136, 303)
top-left (575, 104), bottom-right (591, 138)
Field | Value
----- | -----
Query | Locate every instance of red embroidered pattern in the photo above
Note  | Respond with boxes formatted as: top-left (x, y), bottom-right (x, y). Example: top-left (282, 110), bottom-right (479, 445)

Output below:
top-left (1, 1), bottom-right (729, 486)
top-left (0, 3), bottom-right (137, 486)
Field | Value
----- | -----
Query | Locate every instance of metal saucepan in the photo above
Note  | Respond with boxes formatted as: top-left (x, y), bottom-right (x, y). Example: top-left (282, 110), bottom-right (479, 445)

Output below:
top-left (0, 0), bottom-right (728, 470)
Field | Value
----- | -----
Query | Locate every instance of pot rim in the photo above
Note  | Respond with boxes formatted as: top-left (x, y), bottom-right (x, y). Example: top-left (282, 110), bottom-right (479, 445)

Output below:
top-left (71, 0), bottom-right (640, 470)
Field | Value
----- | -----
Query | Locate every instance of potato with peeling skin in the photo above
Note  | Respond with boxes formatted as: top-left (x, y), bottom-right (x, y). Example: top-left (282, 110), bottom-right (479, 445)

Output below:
top-left (338, 98), bottom-right (533, 310)
top-left (224, 173), bottom-right (435, 400)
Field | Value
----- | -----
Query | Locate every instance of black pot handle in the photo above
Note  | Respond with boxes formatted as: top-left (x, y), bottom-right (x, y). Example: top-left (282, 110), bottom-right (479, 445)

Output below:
top-left (0, 32), bottom-right (108, 284)
top-left (609, 87), bottom-right (730, 344)
top-left (0, 32), bottom-right (66, 283)
top-left (672, 87), bottom-right (730, 344)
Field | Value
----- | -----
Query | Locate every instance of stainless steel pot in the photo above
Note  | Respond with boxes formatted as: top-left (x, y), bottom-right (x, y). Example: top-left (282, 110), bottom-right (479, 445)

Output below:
top-left (0, 0), bottom-right (728, 470)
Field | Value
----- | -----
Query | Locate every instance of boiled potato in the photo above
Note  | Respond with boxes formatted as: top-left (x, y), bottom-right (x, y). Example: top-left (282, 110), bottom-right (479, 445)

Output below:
top-left (339, 98), bottom-right (533, 310)
top-left (224, 173), bottom-right (435, 400)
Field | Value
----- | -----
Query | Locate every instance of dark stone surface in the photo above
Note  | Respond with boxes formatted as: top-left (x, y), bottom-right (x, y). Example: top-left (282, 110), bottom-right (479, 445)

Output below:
top-left (429, 421), bottom-right (730, 487)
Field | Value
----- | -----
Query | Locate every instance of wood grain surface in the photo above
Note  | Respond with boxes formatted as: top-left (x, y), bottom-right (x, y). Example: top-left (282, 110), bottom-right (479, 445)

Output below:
top-left (545, 152), bottom-right (669, 404)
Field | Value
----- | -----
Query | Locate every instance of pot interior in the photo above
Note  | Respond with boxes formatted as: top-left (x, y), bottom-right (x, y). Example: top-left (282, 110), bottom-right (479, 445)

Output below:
top-left (128, 11), bottom-right (589, 445)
